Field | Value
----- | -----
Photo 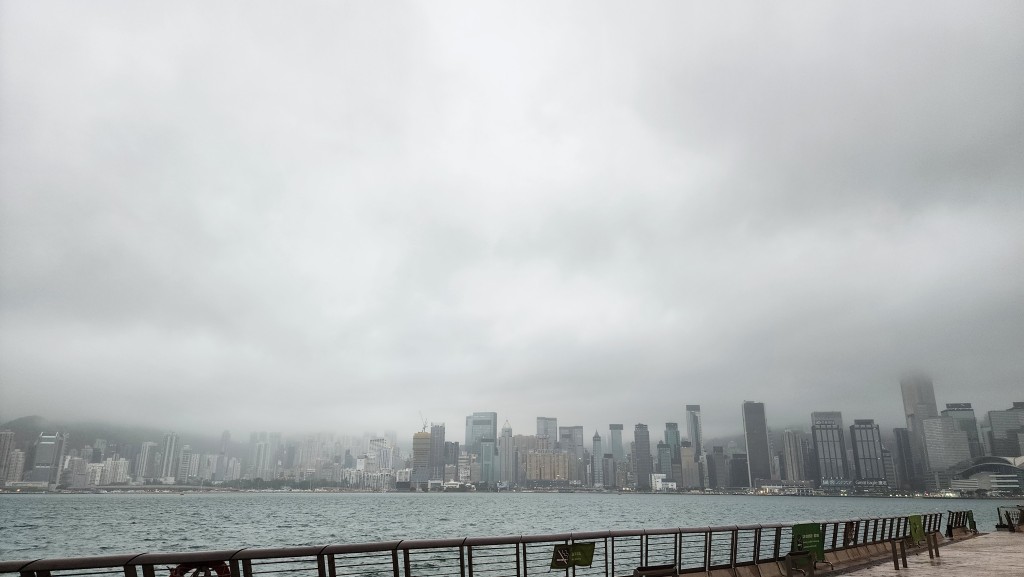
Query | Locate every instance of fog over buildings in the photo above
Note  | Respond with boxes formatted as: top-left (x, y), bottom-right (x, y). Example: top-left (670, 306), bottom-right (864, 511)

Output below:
top-left (1, 2), bottom-right (1022, 443)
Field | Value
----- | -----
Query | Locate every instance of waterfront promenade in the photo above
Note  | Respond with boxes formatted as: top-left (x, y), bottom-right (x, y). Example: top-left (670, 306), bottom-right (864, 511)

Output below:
top-left (842, 531), bottom-right (1024, 576)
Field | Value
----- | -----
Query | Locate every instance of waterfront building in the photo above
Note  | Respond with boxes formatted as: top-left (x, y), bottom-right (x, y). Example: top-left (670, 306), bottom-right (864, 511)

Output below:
top-left (679, 441), bottom-right (701, 488)
top-left (729, 453), bottom-right (750, 487)
top-left (160, 432), bottom-right (180, 481)
top-left (559, 426), bottom-right (586, 483)
top-left (136, 441), bottom-right (157, 481)
top-left (411, 431), bottom-right (431, 486)
top-left (811, 412), bottom-right (850, 488)
top-left (941, 403), bottom-right (983, 458)
top-left (0, 430), bottom-right (14, 484)
top-left (6, 449), bottom-right (25, 483)
top-left (444, 441), bottom-right (460, 467)
top-left (525, 450), bottom-right (569, 483)
top-left (26, 432), bottom-right (68, 486)
top-left (780, 430), bottom-right (806, 481)
top-left (984, 403), bottom-right (1024, 457)
top-left (497, 422), bottom-right (516, 485)
top-left (536, 417), bottom-right (558, 450)
top-left (478, 438), bottom-right (497, 486)
top-left (900, 374), bottom-right (939, 481)
top-left (429, 424), bottom-right (446, 480)
top-left (685, 405), bottom-right (706, 485)
top-left (922, 416), bottom-right (971, 471)
top-left (656, 442), bottom-right (673, 478)
top-left (665, 423), bottom-right (681, 452)
top-left (742, 401), bottom-right (772, 487)
top-left (591, 432), bottom-right (604, 487)
top-left (609, 424), bottom-right (625, 463)
top-left (633, 424), bottom-right (653, 490)
top-left (465, 412), bottom-right (498, 457)
top-left (849, 419), bottom-right (885, 484)
top-left (177, 445), bottom-right (195, 482)
top-left (600, 453), bottom-right (615, 488)
top-left (62, 456), bottom-right (89, 488)
top-left (881, 447), bottom-right (897, 489)
top-left (706, 446), bottom-right (728, 488)
top-left (892, 428), bottom-right (915, 490)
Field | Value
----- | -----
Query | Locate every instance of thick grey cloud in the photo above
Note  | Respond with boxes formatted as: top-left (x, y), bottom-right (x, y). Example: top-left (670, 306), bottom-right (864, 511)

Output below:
top-left (1, 1), bottom-right (1022, 444)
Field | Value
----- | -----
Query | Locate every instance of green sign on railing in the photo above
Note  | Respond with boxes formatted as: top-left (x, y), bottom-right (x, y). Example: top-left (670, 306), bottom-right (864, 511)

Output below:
top-left (791, 523), bottom-right (824, 560)
top-left (550, 543), bottom-right (595, 569)
top-left (909, 515), bottom-right (924, 543)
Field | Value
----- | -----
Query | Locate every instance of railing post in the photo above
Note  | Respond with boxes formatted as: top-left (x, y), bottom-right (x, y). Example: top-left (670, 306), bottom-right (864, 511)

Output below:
top-left (603, 537), bottom-right (608, 577)
top-left (674, 531), bottom-right (680, 570)
top-left (316, 554), bottom-right (327, 577)
top-left (327, 555), bottom-right (336, 577)
top-left (402, 548), bottom-right (411, 577)
top-left (465, 545), bottom-right (472, 577)
top-left (242, 560), bottom-right (253, 577)
top-left (753, 526), bottom-right (762, 564)
top-left (729, 528), bottom-right (738, 569)
top-left (772, 527), bottom-right (781, 561)
top-left (391, 549), bottom-right (400, 577)
top-left (703, 530), bottom-right (712, 572)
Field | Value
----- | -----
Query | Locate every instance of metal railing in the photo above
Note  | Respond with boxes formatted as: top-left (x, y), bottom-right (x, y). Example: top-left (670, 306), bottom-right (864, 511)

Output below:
top-left (0, 512), bottom-right (948, 577)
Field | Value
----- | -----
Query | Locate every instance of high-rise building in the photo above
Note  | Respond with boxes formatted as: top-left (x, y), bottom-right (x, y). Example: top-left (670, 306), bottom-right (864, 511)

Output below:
top-left (498, 421), bottom-right (516, 485)
top-left (656, 442), bottom-right (673, 477)
top-left (591, 432), bottom-right (604, 487)
top-left (900, 375), bottom-right (939, 480)
top-left (609, 424), bottom-right (625, 463)
top-left (136, 441), bottom-right (158, 481)
top-left (177, 445), bottom-right (194, 483)
top-left (160, 432), bottom-right (180, 480)
top-left (811, 412), bottom-right (850, 488)
top-left (941, 404), bottom-right (983, 458)
top-left (742, 402), bottom-right (771, 487)
top-left (6, 449), bottom-right (25, 483)
top-left (411, 431), bottom-right (431, 485)
top-left (465, 412), bottom-right (498, 457)
top-left (559, 426), bottom-right (586, 482)
top-left (984, 403), bottom-right (1024, 457)
top-left (679, 441), bottom-right (701, 488)
top-left (922, 416), bottom-right (971, 471)
top-left (685, 406), bottom-right (703, 453)
top-left (0, 430), bottom-right (14, 484)
top-left (429, 423), bottom-right (446, 480)
top-left (633, 424), bottom-right (653, 490)
top-left (780, 430), bottom-right (806, 481)
top-left (849, 420), bottom-right (885, 484)
top-left (478, 438), bottom-right (497, 485)
top-left (27, 432), bottom-right (68, 485)
top-left (664, 423), bottom-right (681, 452)
top-left (536, 417), bottom-right (558, 450)
top-left (892, 428), bottom-right (915, 491)
top-left (706, 446), bottom-right (728, 489)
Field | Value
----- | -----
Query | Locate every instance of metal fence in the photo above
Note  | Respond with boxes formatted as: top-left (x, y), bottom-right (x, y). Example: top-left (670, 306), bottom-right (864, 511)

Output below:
top-left (0, 512), bottom-right (950, 577)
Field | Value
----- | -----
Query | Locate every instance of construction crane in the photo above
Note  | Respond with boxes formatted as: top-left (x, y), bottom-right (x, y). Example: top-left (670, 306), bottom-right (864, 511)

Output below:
top-left (419, 411), bottom-right (428, 433)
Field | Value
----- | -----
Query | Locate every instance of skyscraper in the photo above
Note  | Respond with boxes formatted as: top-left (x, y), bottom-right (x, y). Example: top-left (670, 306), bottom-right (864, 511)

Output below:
top-left (411, 431), bottom-right (431, 485)
top-left (664, 423), bottom-right (681, 452)
top-left (559, 426), bottom-right (586, 482)
top-left (609, 424), bottom-right (625, 463)
top-left (429, 423), bottom-right (446, 480)
top-left (497, 421), bottom-right (515, 485)
top-left (633, 424), bottom-right (653, 490)
top-left (892, 428), bottom-right (914, 490)
top-left (849, 419), bottom-right (885, 484)
top-left (780, 430), bottom-right (806, 481)
top-left (591, 432), bottom-right (604, 487)
top-left (465, 412), bottom-right (497, 457)
top-left (811, 412), bottom-right (850, 488)
top-left (685, 405), bottom-right (704, 454)
top-left (900, 375), bottom-right (938, 481)
top-left (0, 430), bottom-right (14, 484)
top-left (27, 432), bottom-right (67, 486)
top-left (984, 403), bottom-right (1024, 457)
top-left (160, 432), bottom-right (180, 480)
top-left (742, 402), bottom-right (771, 487)
top-left (922, 416), bottom-right (971, 471)
top-left (536, 417), bottom-right (558, 450)
top-left (940, 404), bottom-right (982, 458)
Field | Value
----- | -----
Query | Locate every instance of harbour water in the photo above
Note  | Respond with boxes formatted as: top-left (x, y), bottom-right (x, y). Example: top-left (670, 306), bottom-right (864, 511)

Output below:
top-left (0, 492), bottom-right (1001, 561)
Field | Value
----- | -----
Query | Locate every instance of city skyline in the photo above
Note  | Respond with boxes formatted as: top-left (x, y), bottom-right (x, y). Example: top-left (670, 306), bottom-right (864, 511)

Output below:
top-left (2, 3), bottom-right (1022, 439)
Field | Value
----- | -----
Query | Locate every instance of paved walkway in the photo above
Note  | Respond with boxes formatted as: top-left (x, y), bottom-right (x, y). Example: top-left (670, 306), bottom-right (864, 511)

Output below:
top-left (842, 532), bottom-right (1024, 576)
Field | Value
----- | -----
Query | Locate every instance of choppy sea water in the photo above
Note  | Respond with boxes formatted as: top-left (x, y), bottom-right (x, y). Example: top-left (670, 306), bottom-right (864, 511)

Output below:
top-left (0, 492), bottom-right (1002, 561)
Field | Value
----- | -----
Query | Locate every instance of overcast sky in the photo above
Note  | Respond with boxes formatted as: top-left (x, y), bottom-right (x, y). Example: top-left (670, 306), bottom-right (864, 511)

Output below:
top-left (1, 2), bottom-right (1022, 444)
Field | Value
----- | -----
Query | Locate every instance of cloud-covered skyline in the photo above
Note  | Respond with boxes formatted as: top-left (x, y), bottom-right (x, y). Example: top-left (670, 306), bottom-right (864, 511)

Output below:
top-left (1, 2), bottom-right (1022, 442)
